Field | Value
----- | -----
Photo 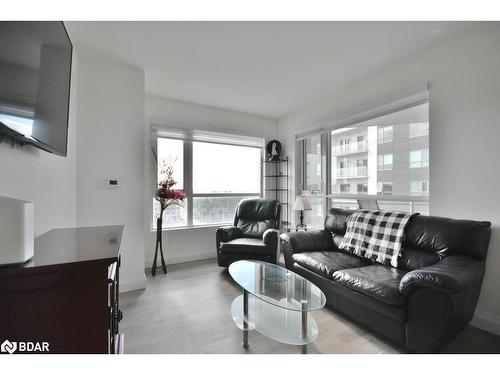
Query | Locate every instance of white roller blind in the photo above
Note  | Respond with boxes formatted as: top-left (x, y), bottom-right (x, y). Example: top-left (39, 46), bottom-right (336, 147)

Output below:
top-left (151, 122), bottom-right (264, 148)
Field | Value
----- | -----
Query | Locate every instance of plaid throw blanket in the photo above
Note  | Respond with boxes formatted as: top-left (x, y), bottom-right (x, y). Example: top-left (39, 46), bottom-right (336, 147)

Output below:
top-left (339, 209), bottom-right (417, 267)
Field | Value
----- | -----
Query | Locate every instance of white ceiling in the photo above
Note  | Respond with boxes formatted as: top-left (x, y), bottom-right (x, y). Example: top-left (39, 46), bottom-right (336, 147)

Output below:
top-left (66, 21), bottom-right (472, 119)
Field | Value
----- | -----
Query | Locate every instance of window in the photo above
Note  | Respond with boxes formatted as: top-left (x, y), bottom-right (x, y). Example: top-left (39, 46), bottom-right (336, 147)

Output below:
top-left (153, 128), bottom-right (262, 229)
top-left (377, 153), bottom-right (393, 171)
top-left (409, 149), bottom-right (429, 168)
top-left (305, 134), bottom-right (323, 193)
top-left (377, 125), bottom-right (393, 143)
top-left (377, 182), bottom-right (393, 195)
top-left (340, 183), bottom-right (351, 193)
top-left (154, 138), bottom-right (187, 227)
top-left (357, 184), bottom-right (368, 194)
top-left (409, 122), bottom-right (429, 138)
top-left (192, 142), bottom-right (261, 225)
top-left (410, 181), bottom-right (429, 196)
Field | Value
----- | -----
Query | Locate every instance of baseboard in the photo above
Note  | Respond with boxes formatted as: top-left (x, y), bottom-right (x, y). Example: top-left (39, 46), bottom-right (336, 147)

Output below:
top-left (120, 273), bottom-right (146, 293)
top-left (471, 309), bottom-right (500, 335)
top-left (146, 248), bottom-right (216, 266)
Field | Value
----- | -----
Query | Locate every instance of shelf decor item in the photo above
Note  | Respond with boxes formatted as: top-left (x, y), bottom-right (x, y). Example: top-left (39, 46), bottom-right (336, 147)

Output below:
top-left (266, 140), bottom-right (282, 161)
top-left (292, 196), bottom-right (312, 231)
top-left (153, 161), bottom-right (187, 276)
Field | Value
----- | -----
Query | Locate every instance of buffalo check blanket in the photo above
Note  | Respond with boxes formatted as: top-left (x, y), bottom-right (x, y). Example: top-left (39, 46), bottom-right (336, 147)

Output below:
top-left (339, 209), bottom-right (417, 268)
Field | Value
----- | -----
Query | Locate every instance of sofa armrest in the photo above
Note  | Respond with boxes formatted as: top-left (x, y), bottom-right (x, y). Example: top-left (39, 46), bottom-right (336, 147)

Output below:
top-left (399, 255), bottom-right (485, 296)
top-left (216, 226), bottom-right (243, 243)
top-left (280, 230), bottom-right (334, 254)
top-left (280, 230), bottom-right (335, 269)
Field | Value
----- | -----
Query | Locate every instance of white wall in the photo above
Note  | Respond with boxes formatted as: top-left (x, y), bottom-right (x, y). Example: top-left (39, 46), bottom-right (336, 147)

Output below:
top-left (145, 95), bottom-right (277, 266)
top-left (0, 54), bottom-right (78, 236)
top-left (76, 55), bottom-right (146, 292)
top-left (278, 24), bottom-right (500, 334)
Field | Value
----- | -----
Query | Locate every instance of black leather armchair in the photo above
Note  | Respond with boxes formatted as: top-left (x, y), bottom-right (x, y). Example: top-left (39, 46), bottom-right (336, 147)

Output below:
top-left (216, 198), bottom-right (281, 267)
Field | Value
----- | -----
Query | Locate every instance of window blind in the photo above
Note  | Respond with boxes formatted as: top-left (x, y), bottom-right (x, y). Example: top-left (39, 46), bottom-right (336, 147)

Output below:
top-left (151, 122), bottom-right (264, 148)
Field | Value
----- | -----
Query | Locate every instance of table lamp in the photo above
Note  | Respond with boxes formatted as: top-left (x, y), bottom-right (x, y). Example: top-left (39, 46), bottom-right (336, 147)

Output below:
top-left (292, 196), bottom-right (312, 231)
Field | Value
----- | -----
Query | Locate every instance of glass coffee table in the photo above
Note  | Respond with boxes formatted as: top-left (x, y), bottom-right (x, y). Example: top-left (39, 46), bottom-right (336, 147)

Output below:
top-left (229, 260), bottom-right (326, 353)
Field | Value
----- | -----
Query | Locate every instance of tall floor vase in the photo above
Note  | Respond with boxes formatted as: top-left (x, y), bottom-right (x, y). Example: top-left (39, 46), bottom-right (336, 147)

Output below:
top-left (152, 212), bottom-right (167, 276)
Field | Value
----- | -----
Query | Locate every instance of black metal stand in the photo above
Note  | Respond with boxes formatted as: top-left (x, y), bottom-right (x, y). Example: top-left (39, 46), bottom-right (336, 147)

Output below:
top-left (152, 214), bottom-right (167, 276)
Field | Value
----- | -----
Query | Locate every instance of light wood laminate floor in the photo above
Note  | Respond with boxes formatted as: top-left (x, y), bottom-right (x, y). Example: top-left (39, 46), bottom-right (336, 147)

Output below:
top-left (120, 259), bottom-right (500, 354)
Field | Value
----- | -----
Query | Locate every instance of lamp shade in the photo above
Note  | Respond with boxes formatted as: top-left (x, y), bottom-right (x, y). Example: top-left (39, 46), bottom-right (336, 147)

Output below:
top-left (292, 196), bottom-right (312, 211)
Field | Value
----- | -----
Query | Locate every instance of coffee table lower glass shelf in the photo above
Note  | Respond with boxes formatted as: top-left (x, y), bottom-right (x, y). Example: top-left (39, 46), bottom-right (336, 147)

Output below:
top-left (229, 260), bottom-right (326, 353)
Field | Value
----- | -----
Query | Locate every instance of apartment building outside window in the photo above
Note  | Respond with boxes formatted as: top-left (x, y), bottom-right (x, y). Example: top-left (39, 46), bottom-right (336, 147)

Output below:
top-left (377, 125), bottom-right (393, 143)
top-left (377, 153), bottom-right (393, 171)
top-left (409, 148), bottom-right (429, 168)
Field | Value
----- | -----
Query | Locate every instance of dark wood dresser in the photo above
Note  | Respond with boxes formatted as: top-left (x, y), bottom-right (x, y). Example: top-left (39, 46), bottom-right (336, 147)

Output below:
top-left (0, 225), bottom-right (124, 354)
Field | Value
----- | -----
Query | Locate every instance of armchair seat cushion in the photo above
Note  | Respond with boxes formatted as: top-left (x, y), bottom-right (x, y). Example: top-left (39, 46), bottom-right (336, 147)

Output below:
top-left (219, 238), bottom-right (269, 255)
top-left (332, 265), bottom-right (408, 306)
top-left (292, 251), bottom-right (371, 279)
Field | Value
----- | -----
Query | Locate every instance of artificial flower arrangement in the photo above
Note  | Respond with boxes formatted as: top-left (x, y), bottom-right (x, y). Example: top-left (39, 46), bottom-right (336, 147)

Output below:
top-left (155, 160), bottom-right (187, 217)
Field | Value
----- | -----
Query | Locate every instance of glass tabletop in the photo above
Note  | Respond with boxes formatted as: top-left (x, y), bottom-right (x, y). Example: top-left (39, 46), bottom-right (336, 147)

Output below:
top-left (229, 260), bottom-right (326, 312)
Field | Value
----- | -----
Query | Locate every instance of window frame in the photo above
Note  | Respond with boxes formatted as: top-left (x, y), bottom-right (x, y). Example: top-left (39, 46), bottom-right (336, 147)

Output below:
top-left (151, 127), bottom-right (264, 230)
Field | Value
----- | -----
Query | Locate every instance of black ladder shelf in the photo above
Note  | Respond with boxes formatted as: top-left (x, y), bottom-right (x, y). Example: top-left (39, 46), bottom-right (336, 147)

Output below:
top-left (261, 158), bottom-right (289, 232)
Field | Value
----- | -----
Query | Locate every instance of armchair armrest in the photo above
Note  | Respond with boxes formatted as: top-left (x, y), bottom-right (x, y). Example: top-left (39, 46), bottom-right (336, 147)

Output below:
top-left (263, 229), bottom-right (280, 264)
top-left (263, 229), bottom-right (280, 246)
top-left (216, 226), bottom-right (243, 243)
top-left (399, 255), bottom-right (485, 296)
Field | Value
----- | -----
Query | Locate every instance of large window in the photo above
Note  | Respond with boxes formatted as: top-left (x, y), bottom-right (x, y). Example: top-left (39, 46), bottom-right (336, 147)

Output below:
top-left (298, 99), bottom-right (429, 228)
top-left (153, 127), bottom-right (262, 229)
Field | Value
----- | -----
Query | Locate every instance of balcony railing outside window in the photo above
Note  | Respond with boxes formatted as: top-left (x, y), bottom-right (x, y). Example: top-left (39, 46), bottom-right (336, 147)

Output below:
top-left (328, 195), bottom-right (429, 216)
top-left (338, 166), bottom-right (368, 178)
top-left (332, 140), bottom-right (368, 156)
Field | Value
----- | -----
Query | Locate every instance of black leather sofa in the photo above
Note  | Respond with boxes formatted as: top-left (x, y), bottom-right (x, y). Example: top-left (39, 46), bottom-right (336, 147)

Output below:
top-left (216, 198), bottom-right (281, 267)
top-left (280, 208), bottom-right (492, 352)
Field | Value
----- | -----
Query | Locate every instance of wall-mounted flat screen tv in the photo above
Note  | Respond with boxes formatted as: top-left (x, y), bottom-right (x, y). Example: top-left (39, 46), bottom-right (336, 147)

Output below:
top-left (0, 21), bottom-right (72, 157)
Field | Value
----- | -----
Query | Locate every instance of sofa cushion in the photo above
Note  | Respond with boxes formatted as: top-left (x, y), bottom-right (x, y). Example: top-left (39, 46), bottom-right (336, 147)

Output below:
top-left (404, 215), bottom-right (491, 260)
top-left (398, 247), bottom-right (443, 271)
top-left (292, 251), bottom-right (371, 279)
top-left (332, 265), bottom-right (408, 306)
top-left (219, 238), bottom-right (268, 255)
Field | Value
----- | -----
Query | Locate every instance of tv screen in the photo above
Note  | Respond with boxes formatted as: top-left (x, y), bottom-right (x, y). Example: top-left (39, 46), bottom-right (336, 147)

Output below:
top-left (0, 21), bottom-right (72, 157)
